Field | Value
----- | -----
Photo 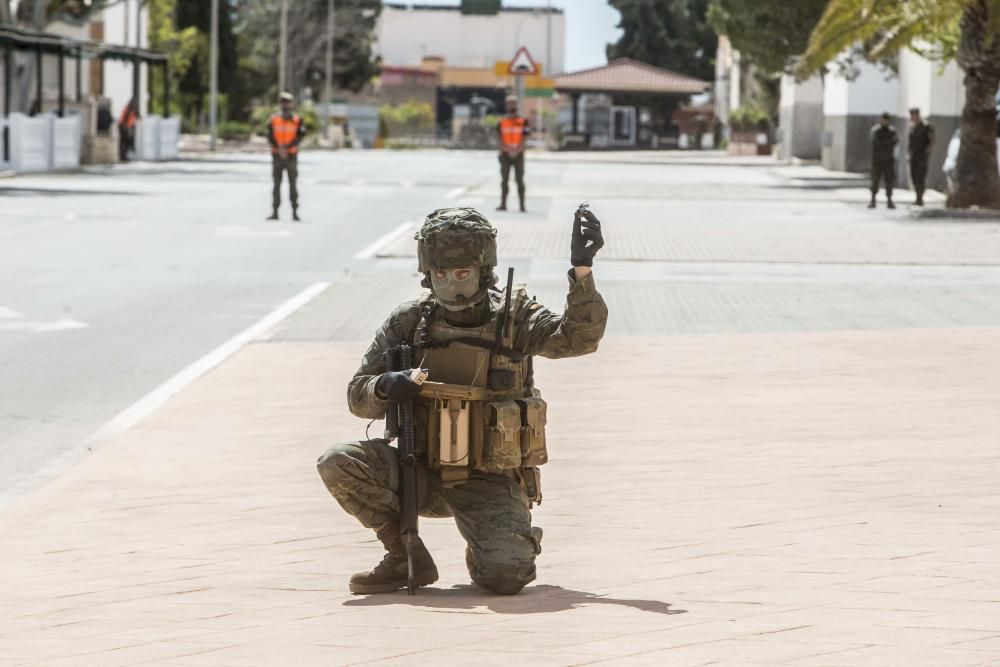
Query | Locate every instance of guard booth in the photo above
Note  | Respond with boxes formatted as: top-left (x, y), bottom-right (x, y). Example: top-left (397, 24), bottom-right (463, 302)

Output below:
top-left (1, 26), bottom-right (174, 172)
top-left (554, 58), bottom-right (710, 150)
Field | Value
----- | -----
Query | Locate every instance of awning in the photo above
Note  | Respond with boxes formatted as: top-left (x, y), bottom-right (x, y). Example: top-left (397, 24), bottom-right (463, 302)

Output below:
top-left (0, 25), bottom-right (167, 63)
top-left (554, 58), bottom-right (709, 95)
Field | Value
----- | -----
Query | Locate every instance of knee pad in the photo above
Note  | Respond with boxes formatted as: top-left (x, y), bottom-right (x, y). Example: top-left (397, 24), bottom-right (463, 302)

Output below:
top-left (466, 548), bottom-right (535, 595)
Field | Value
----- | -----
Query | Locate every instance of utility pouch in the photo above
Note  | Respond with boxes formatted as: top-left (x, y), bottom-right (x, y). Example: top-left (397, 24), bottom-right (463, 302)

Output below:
top-left (517, 397), bottom-right (548, 467)
top-left (520, 466), bottom-right (543, 507)
top-left (488, 369), bottom-right (516, 391)
top-left (437, 398), bottom-right (471, 468)
top-left (480, 400), bottom-right (523, 473)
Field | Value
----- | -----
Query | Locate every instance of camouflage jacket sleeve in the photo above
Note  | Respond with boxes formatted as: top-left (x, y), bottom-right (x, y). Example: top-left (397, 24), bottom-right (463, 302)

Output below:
top-left (514, 270), bottom-right (608, 359)
top-left (347, 299), bottom-right (423, 419)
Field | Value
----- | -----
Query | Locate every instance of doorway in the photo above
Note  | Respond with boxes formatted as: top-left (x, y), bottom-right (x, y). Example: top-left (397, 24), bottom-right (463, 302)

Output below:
top-left (610, 105), bottom-right (636, 146)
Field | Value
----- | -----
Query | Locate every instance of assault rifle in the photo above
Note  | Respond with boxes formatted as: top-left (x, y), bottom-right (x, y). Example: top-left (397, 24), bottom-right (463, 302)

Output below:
top-left (383, 343), bottom-right (424, 594)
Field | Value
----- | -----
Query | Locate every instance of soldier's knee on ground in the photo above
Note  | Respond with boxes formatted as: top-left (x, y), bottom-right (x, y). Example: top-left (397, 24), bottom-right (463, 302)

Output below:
top-left (466, 547), bottom-right (536, 595)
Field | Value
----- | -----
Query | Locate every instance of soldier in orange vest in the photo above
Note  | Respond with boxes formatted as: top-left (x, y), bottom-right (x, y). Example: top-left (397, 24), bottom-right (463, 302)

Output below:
top-left (117, 99), bottom-right (139, 162)
top-left (497, 95), bottom-right (530, 212)
top-left (267, 92), bottom-right (307, 221)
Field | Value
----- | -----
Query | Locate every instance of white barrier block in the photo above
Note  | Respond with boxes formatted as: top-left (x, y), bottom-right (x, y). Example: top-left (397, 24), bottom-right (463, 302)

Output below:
top-left (136, 116), bottom-right (162, 161)
top-left (9, 113), bottom-right (52, 172)
top-left (52, 115), bottom-right (82, 169)
top-left (159, 116), bottom-right (180, 160)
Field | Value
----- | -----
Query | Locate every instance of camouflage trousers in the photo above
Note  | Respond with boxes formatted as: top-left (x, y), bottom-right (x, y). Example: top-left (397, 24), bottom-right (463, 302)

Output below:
top-left (317, 439), bottom-right (539, 595)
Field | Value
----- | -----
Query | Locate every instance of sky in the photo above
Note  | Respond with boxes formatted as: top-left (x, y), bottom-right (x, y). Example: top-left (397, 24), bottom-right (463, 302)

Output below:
top-left (415, 1), bottom-right (624, 72)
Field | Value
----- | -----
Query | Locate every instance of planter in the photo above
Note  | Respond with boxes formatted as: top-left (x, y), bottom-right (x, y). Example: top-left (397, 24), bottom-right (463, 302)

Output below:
top-left (728, 130), bottom-right (772, 156)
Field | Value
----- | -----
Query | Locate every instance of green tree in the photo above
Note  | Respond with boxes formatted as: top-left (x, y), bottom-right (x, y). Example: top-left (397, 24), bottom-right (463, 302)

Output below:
top-left (606, 0), bottom-right (717, 81)
top-left (706, 0), bottom-right (827, 74)
top-left (148, 0), bottom-right (204, 118)
top-left (234, 0), bottom-right (380, 109)
top-left (797, 0), bottom-right (1000, 210)
top-left (175, 0), bottom-right (242, 123)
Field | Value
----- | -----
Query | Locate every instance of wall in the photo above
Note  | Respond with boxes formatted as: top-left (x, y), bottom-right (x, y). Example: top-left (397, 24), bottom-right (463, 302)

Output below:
top-left (100, 0), bottom-right (149, 120)
top-left (898, 49), bottom-right (964, 192)
top-left (821, 61), bottom-right (899, 172)
top-left (778, 74), bottom-right (823, 160)
top-left (377, 4), bottom-right (565, 75)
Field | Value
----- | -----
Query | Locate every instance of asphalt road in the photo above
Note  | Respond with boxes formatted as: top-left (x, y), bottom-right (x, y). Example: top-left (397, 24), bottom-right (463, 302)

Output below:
top-left (0, 150), bottom-right (503, 503)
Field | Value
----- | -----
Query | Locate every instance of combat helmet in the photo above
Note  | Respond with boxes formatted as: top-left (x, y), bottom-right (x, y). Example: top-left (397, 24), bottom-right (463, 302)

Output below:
top-left (415, 207), bottom-right (497, 271)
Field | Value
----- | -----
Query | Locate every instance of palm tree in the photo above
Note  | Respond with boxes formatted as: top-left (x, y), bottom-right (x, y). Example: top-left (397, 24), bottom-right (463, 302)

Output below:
top-left (797, 0), bottom-right (1000, 209)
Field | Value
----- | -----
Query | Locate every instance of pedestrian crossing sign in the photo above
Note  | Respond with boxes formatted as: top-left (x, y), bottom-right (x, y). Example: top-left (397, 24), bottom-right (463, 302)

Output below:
top-left (507, 47), bottom-right (538, 76)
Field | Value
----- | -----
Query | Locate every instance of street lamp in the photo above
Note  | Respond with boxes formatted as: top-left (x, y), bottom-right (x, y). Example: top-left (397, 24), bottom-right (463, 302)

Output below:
top-left (209, 0), bottom-right (218, 151)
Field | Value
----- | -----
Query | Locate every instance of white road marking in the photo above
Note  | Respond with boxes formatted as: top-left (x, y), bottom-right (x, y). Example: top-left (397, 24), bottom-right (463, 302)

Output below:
top-left (354, 221), bottom-right (415, 260)
top-left (214, 226), bottom-right (293, 238)
top-left (87, 281), bottom-right (330, 444)
top-left (445, 186), bottom-right (468, 200)
top-left (0, 308), bottom-right (89, 333)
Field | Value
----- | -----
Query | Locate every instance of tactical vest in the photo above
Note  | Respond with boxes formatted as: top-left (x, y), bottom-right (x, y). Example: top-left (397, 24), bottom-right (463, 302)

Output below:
top-left (411, 286), bottom-right (547, 497)
top-left (271, 114), bottom-right (301, 154)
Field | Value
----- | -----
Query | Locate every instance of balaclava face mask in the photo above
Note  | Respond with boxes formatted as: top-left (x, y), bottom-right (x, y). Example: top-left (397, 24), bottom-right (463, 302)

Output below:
top-left (429, 267), bottom-right (484, 312)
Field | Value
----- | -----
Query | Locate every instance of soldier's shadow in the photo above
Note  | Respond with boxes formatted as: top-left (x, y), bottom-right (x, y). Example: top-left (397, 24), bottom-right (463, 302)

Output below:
top-left (342, 584), bottom-right (686, 616)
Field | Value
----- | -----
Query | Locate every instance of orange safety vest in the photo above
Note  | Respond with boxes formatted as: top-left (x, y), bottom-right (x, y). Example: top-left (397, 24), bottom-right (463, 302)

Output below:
top-left (271, 114), bottom-right (301, 154)
top-left (499, 116), bottom-right (527, 150)
top-left (119, 107), bottom-right (138, 129)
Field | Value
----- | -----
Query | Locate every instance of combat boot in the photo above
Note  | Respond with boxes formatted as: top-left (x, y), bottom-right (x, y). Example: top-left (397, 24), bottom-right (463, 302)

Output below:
top-left (266, 208), bottom-right (279, 221)
top-left (496, 199), bottom-right (507, 212)
top-left (349, 523), bottom-right (438, 594)
top-left (867, 193), bottom-right (876, 209)
top-left (519, 195), bottom-right (526, 213)
top-left (887, 197), bottom-right (896, 210)
top-left (292, 207), bottom-right (301, 222)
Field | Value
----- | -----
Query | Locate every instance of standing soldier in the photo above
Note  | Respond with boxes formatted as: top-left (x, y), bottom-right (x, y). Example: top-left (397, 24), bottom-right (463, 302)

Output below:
top-left (908, 108), bottom-right (935, 207)
top-left (117, 99), bottom-right (139, 162)
top-left (317, 205), bottom-right (607, 595)
top-left (497, 95), bottom-right (530, 212)
top-left (267, 92), bottom-right (306, 221)
top-left (869, 112), bottom-right (899, 209)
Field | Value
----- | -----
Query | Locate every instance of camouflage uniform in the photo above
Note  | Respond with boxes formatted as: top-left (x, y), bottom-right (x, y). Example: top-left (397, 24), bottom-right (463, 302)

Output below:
top-left (870, 122), bottom-right (899, 205)
top-left (318, 245), bottom-right (607, 595)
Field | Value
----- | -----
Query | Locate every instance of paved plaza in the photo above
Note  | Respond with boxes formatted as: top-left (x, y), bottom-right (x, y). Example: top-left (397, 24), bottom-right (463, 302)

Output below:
top-left (1, 150), bottom-right (999, 665)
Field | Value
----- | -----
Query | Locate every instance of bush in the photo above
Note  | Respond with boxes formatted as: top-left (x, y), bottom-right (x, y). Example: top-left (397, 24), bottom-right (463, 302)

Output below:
top-left (379, 101), bottom-right (434, 137)
top-left (728, 105), bottom-right (771, 132)
top-left (218, 120), bottom-right (251, 141)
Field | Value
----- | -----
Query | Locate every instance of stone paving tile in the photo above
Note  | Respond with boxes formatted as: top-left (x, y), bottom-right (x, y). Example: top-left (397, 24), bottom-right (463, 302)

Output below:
top-left (1, 328), bottom-right (999, 664)
top-left (378, 196), bottom-right (1000, 264)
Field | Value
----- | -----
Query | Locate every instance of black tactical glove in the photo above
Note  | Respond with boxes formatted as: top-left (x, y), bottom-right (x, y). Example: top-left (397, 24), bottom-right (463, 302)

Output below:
top-left (375, 370), bottom-right (422, 403)
top-left (570, 207), bottom-right (604, 267)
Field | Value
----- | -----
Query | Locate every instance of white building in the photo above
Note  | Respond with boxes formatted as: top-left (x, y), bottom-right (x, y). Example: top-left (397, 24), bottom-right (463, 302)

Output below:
top-left (376, 2), bottom-right (565, 75)
top-left (1, 0), bottom-right (149, 118)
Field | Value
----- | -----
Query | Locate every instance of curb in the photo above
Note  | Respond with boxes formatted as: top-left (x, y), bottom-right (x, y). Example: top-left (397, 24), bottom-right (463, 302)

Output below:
top-left (909, 207), bottom-right (1000, 221)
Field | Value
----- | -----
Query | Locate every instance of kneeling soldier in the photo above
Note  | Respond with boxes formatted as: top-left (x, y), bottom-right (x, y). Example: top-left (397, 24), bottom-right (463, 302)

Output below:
top-left (317, 206), bottom-right (607, 595)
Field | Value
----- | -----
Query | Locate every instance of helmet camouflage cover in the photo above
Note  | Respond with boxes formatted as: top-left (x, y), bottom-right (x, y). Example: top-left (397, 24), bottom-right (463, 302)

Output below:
top-left (415, 207), bottom-right (498, 271)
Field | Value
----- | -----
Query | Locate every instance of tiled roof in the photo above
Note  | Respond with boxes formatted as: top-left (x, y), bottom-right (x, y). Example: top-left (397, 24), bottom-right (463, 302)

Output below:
top-left (554, 58), bottom-right (709, 95)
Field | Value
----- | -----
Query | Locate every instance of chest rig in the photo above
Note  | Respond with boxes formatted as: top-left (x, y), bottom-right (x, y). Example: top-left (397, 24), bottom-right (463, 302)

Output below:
top-left (412, 286), bottom-right (548, 493)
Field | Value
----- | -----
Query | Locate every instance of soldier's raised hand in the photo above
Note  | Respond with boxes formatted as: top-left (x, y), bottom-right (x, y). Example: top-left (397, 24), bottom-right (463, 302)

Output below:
top-left (571, 206), bottom-right (604, 267)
